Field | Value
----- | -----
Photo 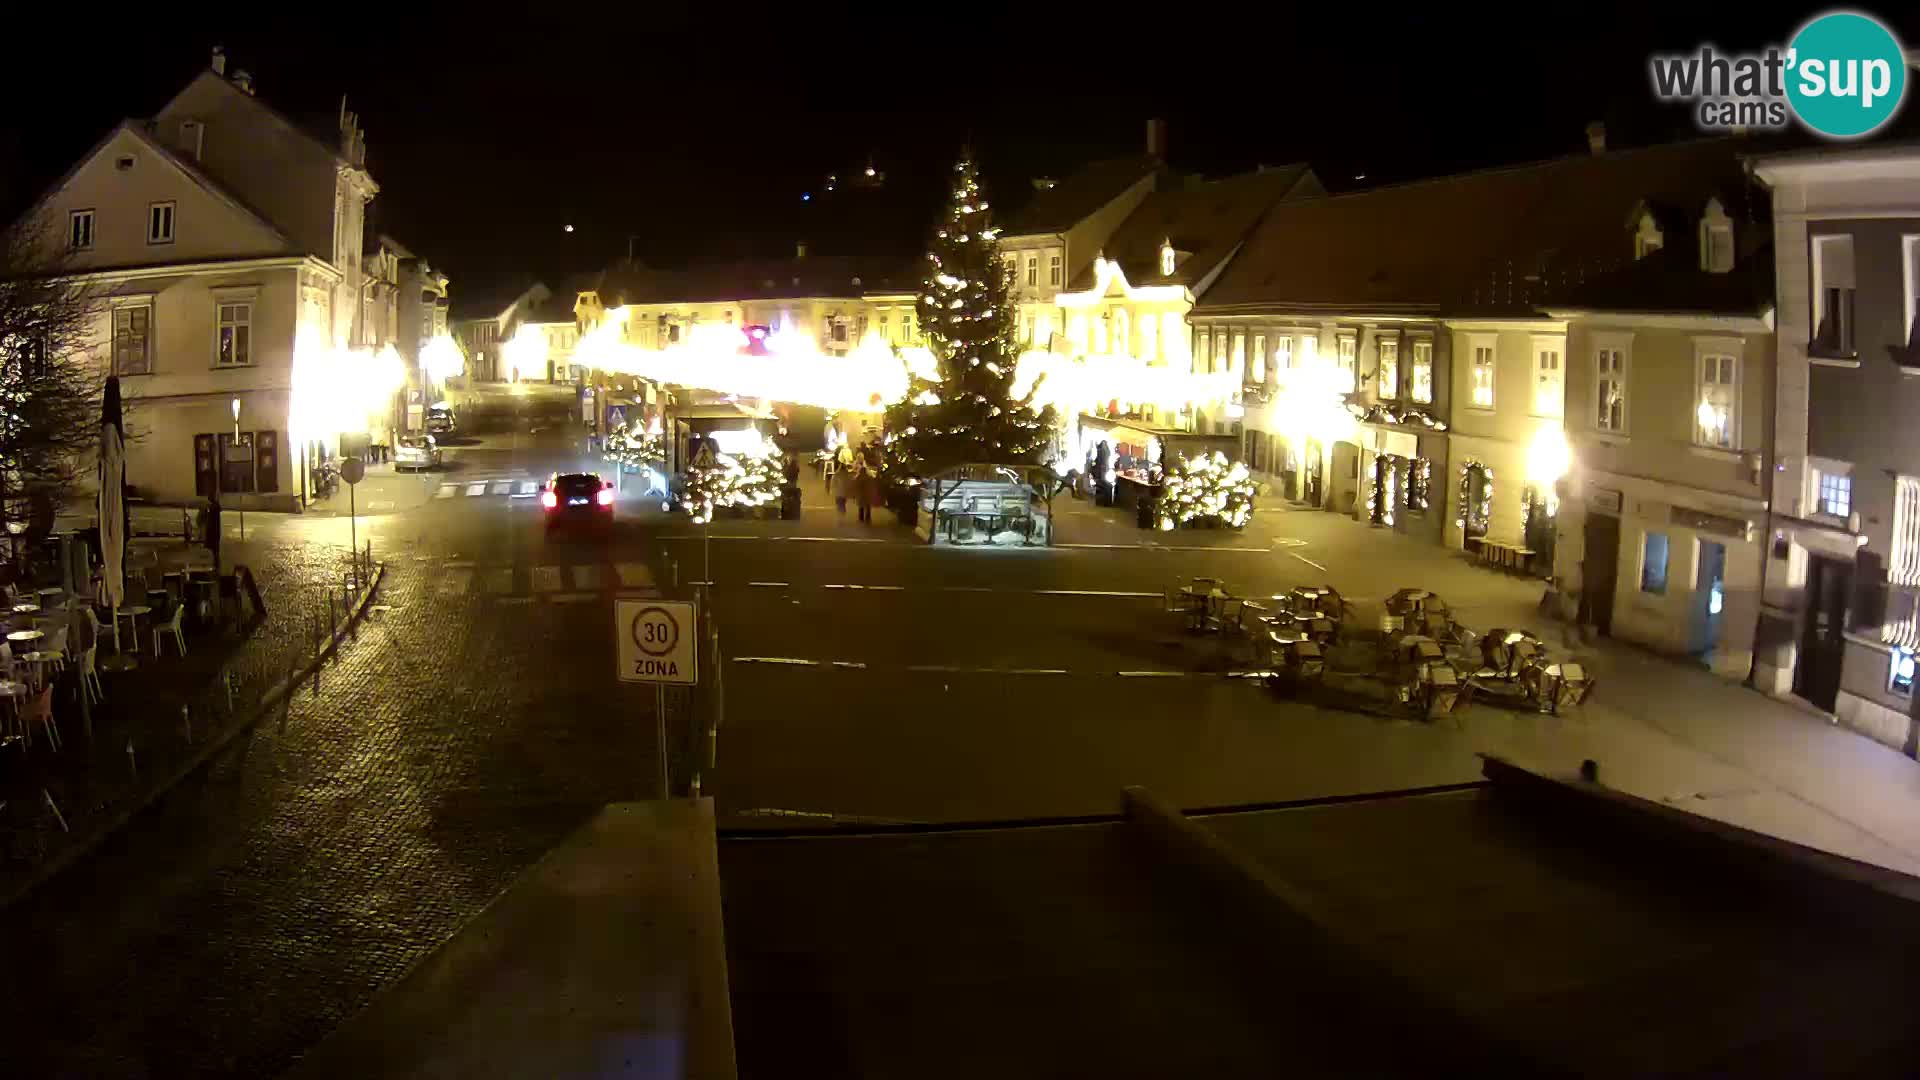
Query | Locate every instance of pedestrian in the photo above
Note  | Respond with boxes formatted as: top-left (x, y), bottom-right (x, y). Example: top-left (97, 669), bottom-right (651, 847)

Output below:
top-left (855, 454), bottom-right (875, 524)
top-left (834, 446), bottom-right (854, 516)
top-left (203, 493), bottom-right (223, 569)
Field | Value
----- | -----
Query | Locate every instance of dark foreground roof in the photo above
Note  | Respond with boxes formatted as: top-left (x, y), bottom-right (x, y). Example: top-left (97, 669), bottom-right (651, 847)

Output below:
top-left (999, 155), bottom-right (1161, 236)
top-left (1201, 138), bottom-right (1770, 317)
top-left (722, 760), bottom-right (1920, 1078)
top-left (594, 254), bottom-right (919, 306)
top-left (1068, 165), bottom-right (1317, 293)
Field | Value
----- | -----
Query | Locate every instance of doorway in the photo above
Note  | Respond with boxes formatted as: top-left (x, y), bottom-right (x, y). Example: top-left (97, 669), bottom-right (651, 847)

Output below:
top-left (1796, 555), bottom-right (1852, 711)
top-left (1691, 539), bottom-right (1727, 660)
top-left (1581, 512), bottom-right (1620, 634)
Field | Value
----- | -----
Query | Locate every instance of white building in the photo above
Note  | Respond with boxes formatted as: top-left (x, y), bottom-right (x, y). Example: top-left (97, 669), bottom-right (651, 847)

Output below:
top-left (17, 49), bottom-right (385, 509)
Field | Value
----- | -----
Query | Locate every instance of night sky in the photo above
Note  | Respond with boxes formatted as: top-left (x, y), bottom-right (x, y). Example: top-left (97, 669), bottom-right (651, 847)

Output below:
top-left (4, 6), bottom-right (1915, 314)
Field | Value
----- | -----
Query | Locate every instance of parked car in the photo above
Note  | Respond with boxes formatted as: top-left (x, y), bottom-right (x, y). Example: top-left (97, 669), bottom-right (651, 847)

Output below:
top-left (395, 434), bottom-right (443, 471)
top-left (541, 472), bottom-right (614, 534)
top-left (425, 405), bottom-right (456, 435)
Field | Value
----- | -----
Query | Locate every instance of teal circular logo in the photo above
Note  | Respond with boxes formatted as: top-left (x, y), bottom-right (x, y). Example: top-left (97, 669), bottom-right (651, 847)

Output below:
top-left (1786, 11), bottom-right (1907, 138)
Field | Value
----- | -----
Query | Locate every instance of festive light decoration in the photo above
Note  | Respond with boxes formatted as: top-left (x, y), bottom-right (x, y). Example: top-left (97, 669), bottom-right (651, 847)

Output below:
top-left (603, 417), bottom-right (666, 471)
top-left (575, 313), bottom-right (908, 412)
top-left (1368, 454), bottom-right (1397, 527)
top-left (1524, 423), bottom-right (1570, 514)
top-left (1156, 451), bottom-right (1254, 530)
top-left (1407, 457), bottom-right (1432, 511)
top-left (885, 155), bottom-right (1057, 477)
top-left (289, 330), bottom-right (406, 454)
top-left (681, 442), bottom-right (785, 525)
top-left (503, 323), bottom-right (548, 382)
top-left (421, 334), bottom-right (465, 382)
top-left (1456, 460), bottom-right (1493, 536)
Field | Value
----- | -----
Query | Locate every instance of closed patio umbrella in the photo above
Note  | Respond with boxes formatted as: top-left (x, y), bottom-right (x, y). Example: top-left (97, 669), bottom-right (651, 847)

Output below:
top-left (99, 377), bottom-right (125, 654)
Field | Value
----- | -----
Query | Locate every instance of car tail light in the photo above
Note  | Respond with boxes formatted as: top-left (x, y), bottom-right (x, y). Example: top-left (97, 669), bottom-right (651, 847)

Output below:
top-left (539, 490), bottom-right (557, 509)
top-left (596, 488), bottom-right (614, 507)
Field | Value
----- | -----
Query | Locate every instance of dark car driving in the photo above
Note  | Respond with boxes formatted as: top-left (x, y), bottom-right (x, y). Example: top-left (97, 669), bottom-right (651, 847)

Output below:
top-left (541, 472), bottom-right (613, 533)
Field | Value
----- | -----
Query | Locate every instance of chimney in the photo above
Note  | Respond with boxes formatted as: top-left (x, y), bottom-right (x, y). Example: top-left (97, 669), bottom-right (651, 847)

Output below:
top-left (211, 46), bottom-right (227, 76)
top-left (795, 241), bottom-right (808, 259)
top-left (1146, 117), bottom-right (1168, 160)
top-left (233, 69), bottom-right (255, 96)
top-left (1585, 120), bottom-right (1606, 155)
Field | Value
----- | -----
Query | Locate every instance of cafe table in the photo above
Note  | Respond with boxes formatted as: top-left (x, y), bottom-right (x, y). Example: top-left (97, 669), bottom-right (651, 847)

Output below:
top-left (114, 605), bottom-right (153, 654)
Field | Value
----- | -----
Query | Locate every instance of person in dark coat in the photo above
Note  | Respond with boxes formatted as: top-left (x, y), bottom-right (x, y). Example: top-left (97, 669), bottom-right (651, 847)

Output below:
top-left (203, 494), bottom-right (222, 569)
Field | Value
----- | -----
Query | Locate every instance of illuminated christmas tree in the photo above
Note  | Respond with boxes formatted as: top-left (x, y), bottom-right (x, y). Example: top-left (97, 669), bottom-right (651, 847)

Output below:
top-left (1156, 451), bottom-right (1255, 530)
top-left (884, 155), bottom-right (1056, 477)
top-left (682, 443), bottom-right (785, 525)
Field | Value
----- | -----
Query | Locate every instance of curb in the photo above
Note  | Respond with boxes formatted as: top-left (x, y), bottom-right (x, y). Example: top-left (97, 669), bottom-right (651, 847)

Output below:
top-left (0, 563), bottom-right (387, 912)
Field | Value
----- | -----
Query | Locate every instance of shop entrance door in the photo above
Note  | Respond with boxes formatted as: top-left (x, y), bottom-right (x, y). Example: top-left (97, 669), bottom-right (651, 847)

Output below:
top-left (1796, 555), bottom-right (1851, 711)
top-left (1691, 539), bottom-right (1727, 660)
top-left (1581, 512), bottom-right (1620, 634)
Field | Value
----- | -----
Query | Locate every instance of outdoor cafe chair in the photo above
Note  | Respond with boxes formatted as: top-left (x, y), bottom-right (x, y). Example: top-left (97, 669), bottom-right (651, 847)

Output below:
top-left (79, 643), bottom-right (103, 704)
top-left (154, 604), bottom-right (188, 658)
top-left (20, 684), bottom-right (56, 751)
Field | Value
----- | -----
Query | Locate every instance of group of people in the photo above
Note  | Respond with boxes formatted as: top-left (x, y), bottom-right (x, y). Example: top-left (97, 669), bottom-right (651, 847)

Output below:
top-left (832, 441), bottom-right (883, 523)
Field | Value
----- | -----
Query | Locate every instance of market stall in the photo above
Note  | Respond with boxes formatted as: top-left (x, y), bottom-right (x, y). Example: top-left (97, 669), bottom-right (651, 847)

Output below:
top-left (915, 464), bottom-right (1059, 547)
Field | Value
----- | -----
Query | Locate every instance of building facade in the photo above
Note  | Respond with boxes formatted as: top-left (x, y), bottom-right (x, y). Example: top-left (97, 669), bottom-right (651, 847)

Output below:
top-left (21, 51), bottom-right (383, 509)
top-left (1754, 146), bottom-right (1920, 753)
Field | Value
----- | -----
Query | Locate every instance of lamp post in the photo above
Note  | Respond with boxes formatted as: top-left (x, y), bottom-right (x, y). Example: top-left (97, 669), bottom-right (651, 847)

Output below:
top-left (231, 398), bottom-right (244, 544)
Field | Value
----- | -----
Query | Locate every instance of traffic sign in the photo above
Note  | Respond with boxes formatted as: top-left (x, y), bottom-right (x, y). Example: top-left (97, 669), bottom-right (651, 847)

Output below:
top-left (340, 457), bottom-right (366, 485)
top-left (616, 598), bottom-right (697, 684)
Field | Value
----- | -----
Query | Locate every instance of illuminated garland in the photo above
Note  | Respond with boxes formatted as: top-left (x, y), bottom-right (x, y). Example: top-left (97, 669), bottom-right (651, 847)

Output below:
top-left (1156, 451), bottom-right (1254, 530)
top-left (1407, 457), bottom-right (1432, 511)
top-left (682, 445), bottom-right (785, 524)
top-left (603, 420), bottom-right (665, 470)
top-left (1455, 459), bottom-right (1493, 535)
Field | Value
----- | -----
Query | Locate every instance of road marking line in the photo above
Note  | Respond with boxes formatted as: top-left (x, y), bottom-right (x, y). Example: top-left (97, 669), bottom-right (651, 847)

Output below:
top-left (866, 584), bottom-right (904, 591)
top-left (823, 584), bottom-right (847, 589)
top-left (907, 664), bottom-right (966, 672)
top-left (464, 482), bottom-right (489, 497)
top-left (485, 568), bottom-right (514, 594)
top-left (491, 480), bottom-right (516, 495)
top-left (1152, 545), bottom-right (1271, 553)
top-left (1007, 668), bottom-right (1069, 675)
top-left (531, 566), bottom-right (562, 592)
top-left (517, 480), bottom-right (540, 495)
top-left (1055, 542), bottom-right (1140, 549)
top-left (500, 595), bottom-right (533, 605)
top-left (444, 560), bottom-right (475, 569)
top-left (1290, 552), bottom-right (1329, 572)
top-left (1034, 589), bottom-right (1160, 598)
top-left (830, 660), bottom-right (867, 669)
top-left (368, 500), bottom-right (395, 512)
top-left (434, 485), bottom-right (458, 499)
top-left (614, 562), bottom-right (653, 588)
top-left (1117, 670), bottom-right (1184, 677)
top-left (748, 581), bottom-right (788, 588)
top-left (734, 656), bottom-right (819, 665)
top-left (571, 564), bottom-right (600, 590)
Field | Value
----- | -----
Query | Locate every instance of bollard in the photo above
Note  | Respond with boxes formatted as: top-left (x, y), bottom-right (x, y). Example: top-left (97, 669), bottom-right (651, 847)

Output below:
top-left (328, 589), bottom-right (337, 637)
top-left (126, 739), bottom-right (136, 778)
top-left (225, 671), bottom-right (235, 715)
top-left (181, 703), bottom-right (192, 743)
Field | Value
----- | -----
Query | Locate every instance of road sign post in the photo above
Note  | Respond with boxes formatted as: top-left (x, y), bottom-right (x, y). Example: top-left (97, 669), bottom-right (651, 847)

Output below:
top-left (617, 598), bottom-right (698, 798)
top-left (341, 456), bottom-right (366, 591)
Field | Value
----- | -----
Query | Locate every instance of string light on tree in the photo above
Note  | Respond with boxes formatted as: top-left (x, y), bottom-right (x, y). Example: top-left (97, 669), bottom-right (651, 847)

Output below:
top-left (682, 443), bottom-right (786, 525)
top-left (1156, 451), bottom-right (1255, 530)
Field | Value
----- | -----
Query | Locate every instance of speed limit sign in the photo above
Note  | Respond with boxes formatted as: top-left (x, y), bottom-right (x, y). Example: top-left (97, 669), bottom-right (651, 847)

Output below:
top-left (616, 598), bottom-right (697, 685)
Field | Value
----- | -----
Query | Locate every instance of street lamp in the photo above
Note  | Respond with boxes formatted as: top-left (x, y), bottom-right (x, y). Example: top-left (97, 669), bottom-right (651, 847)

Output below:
top-left (231, 398), bottom-right (245, 543)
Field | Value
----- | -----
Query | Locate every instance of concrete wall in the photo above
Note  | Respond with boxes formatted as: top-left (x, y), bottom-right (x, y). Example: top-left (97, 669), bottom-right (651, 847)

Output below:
top-left (36, 127), bottom-right (288, 269)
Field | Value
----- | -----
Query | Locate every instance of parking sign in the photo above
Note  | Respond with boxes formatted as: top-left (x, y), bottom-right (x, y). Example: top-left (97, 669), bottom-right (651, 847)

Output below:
top-left (616, 598), bottom-right (697, 685)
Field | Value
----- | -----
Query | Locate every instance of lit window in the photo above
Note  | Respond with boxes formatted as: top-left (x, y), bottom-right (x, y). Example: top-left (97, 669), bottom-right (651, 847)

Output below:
top-left (1252, 334), bottom-right (1267, 383)
top-left (1299, 334), bottom-right (1318, 367)
top-left (1214, 331), bottom-right (1229, 374)
top-left (1818, 471), bottom-right (1851, 518)
top-left (1694, 349), bottom-right (1738, 448)
top-left (1003, 255), bottom-right (1017, 285)
top-left (1335, 333), bottom-right (1356, 392)
top-left (216, 302), bottom-right (252, 366)
top-left (1409, 340), bottom-right (1432, 403)
top-left (147, 201), bottom-right (175, 244)
top-left (1230, 330), bottom-right (1245, 376)
top-left (1699, 198), bottom-right (1734, 273)
top-left (1533, 339), bottom-right (1562, 417)
top-left (1812, 234), bottom-right (1856, 356)
top-left (1893, 476), bottom-right (1920, 587)
top-left (1892, 648), bottom-right (1916, 696)
top-left (1160, 241), bottom-right (1176, 277)
top-left (1193, 329), bottom-right (1210, 372)
top-left (1026, 256), bottom-right (1038, 288)
top-left (1634, 211), bottom-right (1664, 259)
top-left (1048, 253), bottom-right (1062, 286)
top-left (1596, 344), bottom-right (1627, 432)
top-left (68, 209), bottom-right (95, 251)
top-left (1471, 344), bottom-right (1495, 408)
top-left (1377, 337), bottom-right (1399, 399)
top-left (1640, 531), bottom-right (1669, 595)
top-left (1275, 335), bottom-right (1294, 371)
top-left (113, 303), bottom-right (152, 376)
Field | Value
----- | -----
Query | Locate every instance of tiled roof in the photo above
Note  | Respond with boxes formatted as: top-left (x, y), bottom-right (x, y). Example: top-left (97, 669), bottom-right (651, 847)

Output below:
top-left (1064, 165), bottom-right (1316, 295)
top-left (1198, 138), bottom-right (1771, 317)
top-left (998, 155), bottom-right (1161, 236)
top-left (599, 255), bottom-right (919, 306)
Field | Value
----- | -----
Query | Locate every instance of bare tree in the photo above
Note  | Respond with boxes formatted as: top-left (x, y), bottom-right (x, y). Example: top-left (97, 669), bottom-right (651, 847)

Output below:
top-left (0, 220), bottom-right (108, 563)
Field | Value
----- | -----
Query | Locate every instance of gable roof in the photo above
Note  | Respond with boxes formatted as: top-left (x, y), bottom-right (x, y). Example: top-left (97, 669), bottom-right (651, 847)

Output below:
top-left (11, 119), bottom-right (290, 249)
top-left (1065, 164), bottom-right (1317, 295)
top-left (599, 255), bottom-right (919, 307)
top-left (1198, 138), bottom-right (1769, 318)
top-left (158, 70), bottom-right (355, 172)
top-left (998, 155), bottom-right (1161, 237)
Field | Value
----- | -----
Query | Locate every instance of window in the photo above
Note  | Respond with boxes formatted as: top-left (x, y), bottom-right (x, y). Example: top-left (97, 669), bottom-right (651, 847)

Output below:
top-left (216, 301), bottom-right (252, 366)
top-left (1376, 337), bottom-right (1399, 399)
top-left (1021, 314), bottom-right (1032, 344)
top-left (1595, 343), bottom-right (1627, 432)
top-left (1640, 531), bottom-right (1670, 594)
top-left (1817, 471), bottom-right (1852, 518)
top-left (902, 311), bottom-right (914, 341)
top-left (1214, 331), bottom-right (1228, 374)
top-left (1139, 314), bottom-right (1157, 360)
top-left (113, 304), bottom-right (152, 375)
top-left (1470, 341), bottom-right (1495, 408)
top-left (1409, 339), bottom-right (1433, 403)
top-left (1160, 241), bottom-right (1176, 277)
top-left (1700, 198), bottom-right (1734, 273)
top-left (1026, 256), bottom-right (1038, 288)
top-left (1904, 235), bottom-right (1920, 350)
top-left (1532, 337), bottom-right (1563, 417)
top-left (1812, 233), bottom-right (1856, 356)
top-left (1335, 333), bottom-right (1356, 391)
top-left (1893, 476), bottom-right (1920, 587)
top-left (1275, 335), bottom-right (1293, 371)
top-left (1694, 345), bottom-right (1739, 448)
top-left (1299, 334), bottom-right (1318, 367)
top-left (1003, 255), bottom-right (1017, 285)
top-left (147, 201), bottom-right (175, 244)
top-left (1230, 330), bottom-right (1245, 376)
top-left (1634, 211), bottom-right (1664, 259)
top-left (1252, 334), bottom-right (1267, 383)
top-left (1048, 253), bottom-right (1062, 286)
top-left (68, 209), bottom-right (95, 251)
top-left (1193, 329), bottom-right (1209, 372)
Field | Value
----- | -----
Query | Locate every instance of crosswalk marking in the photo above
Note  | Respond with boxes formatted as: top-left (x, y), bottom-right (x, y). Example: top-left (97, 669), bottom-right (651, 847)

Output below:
top-left (434, 485), bottom-right (457, 499)
top-left (518, 480), bottom-right (540, 495)
top-left (464, 482), bottom-right (489, 497)
top-left (571, 564), bottom-right (599, 590)
top-left (491, 480), bottom-right (516, 495)
top-left (615, 562), bottom-right (653, 588)
top-left (531, 566), bottom-right (562, 593)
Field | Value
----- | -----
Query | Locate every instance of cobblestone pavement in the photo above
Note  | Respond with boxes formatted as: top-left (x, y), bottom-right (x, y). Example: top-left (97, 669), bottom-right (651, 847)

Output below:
top-left (0, 432), bottom-right (662, 1077)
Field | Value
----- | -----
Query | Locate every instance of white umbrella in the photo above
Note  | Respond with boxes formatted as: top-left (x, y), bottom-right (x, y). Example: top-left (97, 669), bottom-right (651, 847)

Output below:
top-left (99, 377), bottom-right (125, 650)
